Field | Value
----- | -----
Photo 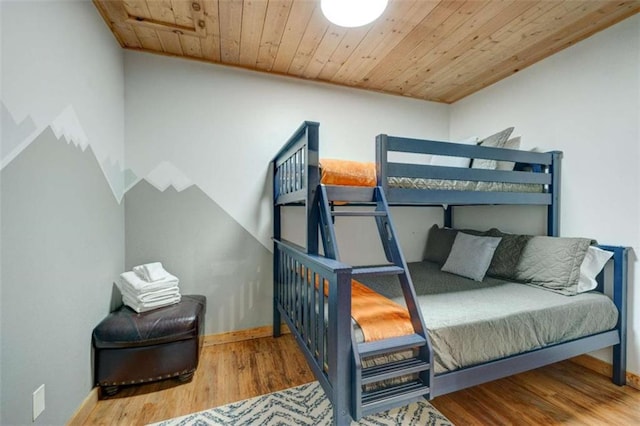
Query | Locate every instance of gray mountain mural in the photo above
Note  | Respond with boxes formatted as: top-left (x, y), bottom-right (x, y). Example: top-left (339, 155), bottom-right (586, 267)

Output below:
top-left (1, 101), bottom-right (37, 160)
top-left (125, 180), bottom-right (273, 334)
top-left (1, 126), bottom-right (124, 424)
top-left (100, 157), bottom-right (126, 201)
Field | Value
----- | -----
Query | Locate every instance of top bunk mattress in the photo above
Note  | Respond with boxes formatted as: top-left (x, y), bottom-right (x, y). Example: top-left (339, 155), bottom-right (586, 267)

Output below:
top-left (319, 159), bottom-right (544, 193)
top-left (357, 261), bottom-right (618, 374)
top-left (387, 176), bottom-right (543, 193)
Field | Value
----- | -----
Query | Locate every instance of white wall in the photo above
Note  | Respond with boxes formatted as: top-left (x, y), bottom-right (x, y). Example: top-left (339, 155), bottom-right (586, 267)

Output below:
top-left (124, 51), bottom-right (450, 266)
top-left (0, 1), bottom-right (125, 424)
top-left (449, 15), bottom-right (640, 376)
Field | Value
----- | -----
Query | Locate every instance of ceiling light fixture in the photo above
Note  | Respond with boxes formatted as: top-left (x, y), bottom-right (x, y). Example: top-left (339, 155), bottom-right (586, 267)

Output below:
top-left (321, 0), bottom-right (388, 28)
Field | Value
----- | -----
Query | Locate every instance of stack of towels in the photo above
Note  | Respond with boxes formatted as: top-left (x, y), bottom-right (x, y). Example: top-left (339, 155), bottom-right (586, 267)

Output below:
top-left (117, 262), bottom-right (181, 313)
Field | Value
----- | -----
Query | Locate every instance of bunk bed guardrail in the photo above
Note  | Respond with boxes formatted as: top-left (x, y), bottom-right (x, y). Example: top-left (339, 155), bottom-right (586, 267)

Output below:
top-left (272, 238), bottom-right (353, 425)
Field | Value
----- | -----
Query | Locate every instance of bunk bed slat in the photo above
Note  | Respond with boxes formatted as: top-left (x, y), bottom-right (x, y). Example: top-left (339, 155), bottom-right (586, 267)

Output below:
top-left (358, 333), bottom-right (426, 358)
top-left (351, 265), bottom-right (404, 277)
top-left (324, 185), bottom-right (375, 203)
top-left (386, 135), bottom-right (553, 165)
top-left (387, 163), bottom-right (551, 185)
top-left (361, 358), bottom-right (431, 385)
top-left (387, 188), bottom-right (552, 205)
top-left (361, 381), bottom-right (430, 416)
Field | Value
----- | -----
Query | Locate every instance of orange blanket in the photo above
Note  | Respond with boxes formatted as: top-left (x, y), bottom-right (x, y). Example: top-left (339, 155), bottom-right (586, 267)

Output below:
top-left (308, 269), bottom-right (414, 342)
top-left (320, 158), bottom-right (377, 187)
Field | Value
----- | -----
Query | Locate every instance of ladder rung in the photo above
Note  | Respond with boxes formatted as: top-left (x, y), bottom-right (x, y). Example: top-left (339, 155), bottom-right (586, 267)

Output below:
top-left (362, 358), bottom-right (430, 385)
top-left (358, 333), bottom-right (426, 358)
top-left (361, 381), bottom-right (430, 415)
top-left (331, 211), bottom-right (387, 217)
top-left (352, 265), bottom-right (404, 277)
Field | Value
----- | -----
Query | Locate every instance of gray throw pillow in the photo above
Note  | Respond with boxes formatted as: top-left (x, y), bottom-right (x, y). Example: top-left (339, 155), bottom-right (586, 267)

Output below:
top-left (471, 127), bottom-right (515, 170)
top-left (423, 225), bottom-right (488, 265)
top-left (515, 236), bottom-right (595, 295)
top-left (441, 233), bottom-right (502, 282)
top-left (485, 228), bottom-right (532, 280)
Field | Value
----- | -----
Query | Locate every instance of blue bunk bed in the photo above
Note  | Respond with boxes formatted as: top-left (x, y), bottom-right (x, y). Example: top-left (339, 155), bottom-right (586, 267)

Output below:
top-left (272, 121), bottom-right (628, 425)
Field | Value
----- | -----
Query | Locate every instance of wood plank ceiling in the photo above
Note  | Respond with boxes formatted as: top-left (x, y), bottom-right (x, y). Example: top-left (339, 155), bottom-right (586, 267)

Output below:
top-left (93, 0), bottom-right (639, 104)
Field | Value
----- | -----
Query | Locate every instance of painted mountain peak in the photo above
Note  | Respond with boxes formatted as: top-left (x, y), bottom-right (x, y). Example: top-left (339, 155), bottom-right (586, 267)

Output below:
top-left (1, 102), bottom-right (37, 165)
top-left (145, 161), bottom-right (194, 192)
top-left (51, 105), bottom-right (89, 151)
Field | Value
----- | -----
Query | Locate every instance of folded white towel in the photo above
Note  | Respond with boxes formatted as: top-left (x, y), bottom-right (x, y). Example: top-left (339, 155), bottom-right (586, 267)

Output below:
top-left (133, 262), bottom-right (171, 282)
top-left (122, 293), bottom-right (181, 313)
top-left (121, 286), bottom-right (180, 303)
top-left (118, 271), bottom-right (179, 295)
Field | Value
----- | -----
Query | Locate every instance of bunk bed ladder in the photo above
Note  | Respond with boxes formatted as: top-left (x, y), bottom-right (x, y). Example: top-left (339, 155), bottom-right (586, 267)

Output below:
top-left (318, 185), bottom-right (433, 420)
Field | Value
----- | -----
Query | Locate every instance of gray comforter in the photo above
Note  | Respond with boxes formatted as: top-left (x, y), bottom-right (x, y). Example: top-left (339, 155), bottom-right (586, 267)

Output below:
top-left (358, 261), bottom-right (618, 374)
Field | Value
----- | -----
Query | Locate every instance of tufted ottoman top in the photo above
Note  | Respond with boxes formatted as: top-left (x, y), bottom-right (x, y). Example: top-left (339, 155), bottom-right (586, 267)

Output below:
top-left (93, 295), bottom-right (206, 349)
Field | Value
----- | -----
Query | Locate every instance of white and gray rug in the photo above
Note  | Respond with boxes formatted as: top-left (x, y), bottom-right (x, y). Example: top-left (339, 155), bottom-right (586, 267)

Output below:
top-left (152, 381), bottom-right (452, 425)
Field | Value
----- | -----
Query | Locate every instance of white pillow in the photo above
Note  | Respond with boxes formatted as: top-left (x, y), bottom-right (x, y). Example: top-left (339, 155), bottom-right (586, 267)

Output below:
top-left (430, 136), bottom-right (478, 168)
top-left (577, 246), bottom-right (613, 293)
top-left (441, 233), bottom-right (502, 281)
top-left (495, 136), bottom-right (521, 171)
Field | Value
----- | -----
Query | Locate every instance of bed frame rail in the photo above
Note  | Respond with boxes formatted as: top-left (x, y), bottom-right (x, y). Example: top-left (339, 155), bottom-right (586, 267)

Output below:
top-left (273, 238), bottom-right (353, 425)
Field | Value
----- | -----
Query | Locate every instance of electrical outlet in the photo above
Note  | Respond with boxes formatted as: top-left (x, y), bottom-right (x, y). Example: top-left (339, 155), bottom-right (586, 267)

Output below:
top-left (32, 384), bottom-right (45, 421)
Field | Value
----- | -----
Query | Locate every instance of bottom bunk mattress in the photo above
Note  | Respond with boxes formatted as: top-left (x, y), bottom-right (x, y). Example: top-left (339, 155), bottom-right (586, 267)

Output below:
top-left (357, 261), bottom-right (618, 374)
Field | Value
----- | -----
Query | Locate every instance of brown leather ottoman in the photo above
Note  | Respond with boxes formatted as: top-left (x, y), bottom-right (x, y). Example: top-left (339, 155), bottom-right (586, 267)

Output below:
top-left (92, 294), bottom-right (206, 396)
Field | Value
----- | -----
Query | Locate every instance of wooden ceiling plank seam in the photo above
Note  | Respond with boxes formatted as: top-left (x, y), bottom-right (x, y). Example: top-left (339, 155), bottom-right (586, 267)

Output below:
top-left (409, 0), bottom-right (576, 99)
top-left (133, 25), bottom-right (164, 51)
top-left (356, 0), bottom-right (465, 90)
top-left (201, 0), bottom-right (222, 62)
top-left (171, 0), bottom-right (195, 27)
top-left (92, 1), bottom-right (126, 47)
top-left (146, 0), bottom-right (177, 25)
top-left (392, 0), bottom-right (539, 96)
top-left (271, 0), bottom-right (318, 74)
top-left (239, 0), bottom-right (269, 67)
top-left (180, 34), bottom-right (204, 58)
top-left (255, 0), bottom-right (294, 71)
top-left (219, 0), bottom-right (244, 64)
top-left (300, 24), bottom-right (349, 80)
top-left (123, 0), bottom-right (153, 19)
top-left (370, 0), bottom-right (489, 93)
top-left (422, 0), bottom-right (606, 99)
top-left (156, 30), bottom-right (185, 55)
top-left (441, 1), bottom-right (640, 103)
top-left (315, 25), bottom-right (374, 81)
top-left (287, 6), bottom-right (330, 76)
top-left (329, 0), bottom-right (422, 84)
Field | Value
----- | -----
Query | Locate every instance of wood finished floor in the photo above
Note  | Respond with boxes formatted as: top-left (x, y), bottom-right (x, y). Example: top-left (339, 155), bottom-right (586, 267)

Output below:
top-left (84, 335), bottom-right (640, 425)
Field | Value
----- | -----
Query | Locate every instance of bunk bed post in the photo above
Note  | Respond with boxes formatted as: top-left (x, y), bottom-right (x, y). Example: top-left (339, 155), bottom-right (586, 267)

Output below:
top-left (273, 190), bottom-right (282, 337)
top-left (547, 151), bottom-right (562, 236)
top-left (611, 246), bottom-right (628, 385)
top-left (328, 269), bottom-right (353, 426)
top-left (375, 134), bottom-right (389, 193)
top-left (444, 206), bottom-right (453, 228)
top-left (306, 122), bottom-right (321, 255)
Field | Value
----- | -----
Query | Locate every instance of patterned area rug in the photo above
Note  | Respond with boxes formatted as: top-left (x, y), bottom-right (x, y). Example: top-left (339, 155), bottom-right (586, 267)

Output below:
top-left (151, 381), bottom-right (452, 425)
